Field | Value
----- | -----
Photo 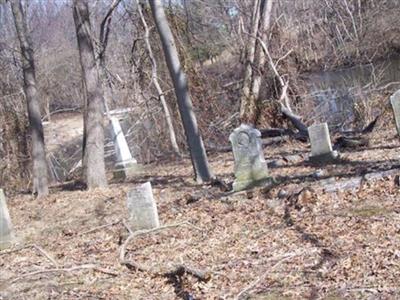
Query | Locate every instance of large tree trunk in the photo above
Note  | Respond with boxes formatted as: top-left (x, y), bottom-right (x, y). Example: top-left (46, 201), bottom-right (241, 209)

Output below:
top-left (73, 0), bottom-right (107, 188)
top-left (149, 0), bottom-right (213, 183)
top-left (10, 0), bottom-right (49, 197)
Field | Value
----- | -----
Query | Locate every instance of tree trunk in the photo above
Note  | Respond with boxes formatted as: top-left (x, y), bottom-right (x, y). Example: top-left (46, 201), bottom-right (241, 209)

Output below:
top-left (251, 0), bottom-right (273, 100)
top-left (97, 0), bottom-right (122, 117)
top-left (10, 0), bottom-right (49, 197)
top-left (149, 0), bottom-right (213, 183)
top-left (136, 0), bottom-right (181, 157)
top-left (73, 0), bottom-right (107, 188)
top-left (239, 0), bottom-right (261, 124)
top-left (239, 0), bottom-right (273, 125)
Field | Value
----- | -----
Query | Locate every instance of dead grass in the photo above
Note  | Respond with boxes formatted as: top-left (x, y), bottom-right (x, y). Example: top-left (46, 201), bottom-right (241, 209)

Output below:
top-left (1, 127), bottom-right (400, 299)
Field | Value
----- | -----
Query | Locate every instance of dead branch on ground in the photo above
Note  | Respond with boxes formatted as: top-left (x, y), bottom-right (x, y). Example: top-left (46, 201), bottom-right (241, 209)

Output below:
top-left (119, 221), bottom-right (210, 282)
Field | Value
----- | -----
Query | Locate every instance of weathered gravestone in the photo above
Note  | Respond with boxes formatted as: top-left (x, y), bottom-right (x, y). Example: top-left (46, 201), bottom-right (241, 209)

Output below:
top-left (110, 117), bottom-right (140, 179)
top-left (390, 90), bottom-right (400, 136)
top-left (127, 182), bottom-right (159, 230)
top-left (229, 124), bottom-right (272, 191)
top-left (0, 189), bottom-right (14, 249)
top-left (308, 122), bottom-right (339, 164)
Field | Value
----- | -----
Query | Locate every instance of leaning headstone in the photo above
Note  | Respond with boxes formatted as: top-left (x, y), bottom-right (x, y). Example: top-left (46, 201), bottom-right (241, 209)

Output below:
top-left (0, 189), bottom-right (14, 249)
top-left (110, 117), bottom-right (140, 179)
top-left (308, 122), bottom-right (338, 164)
top-left (390, 90), bottom-right (400, 135)
top-left (229, 124), bottom-right (272, 191)
top-left (127, 182), bottom-right (159, 230)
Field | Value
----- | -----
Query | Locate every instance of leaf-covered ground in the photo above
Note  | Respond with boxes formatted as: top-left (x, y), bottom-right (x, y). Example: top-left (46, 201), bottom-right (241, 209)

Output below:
top-left (1, 127), bottom-right (400, 299)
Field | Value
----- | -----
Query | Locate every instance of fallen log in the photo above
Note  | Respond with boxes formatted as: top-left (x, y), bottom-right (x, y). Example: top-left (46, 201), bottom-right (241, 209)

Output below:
top-left (334, 116), bottom-right (380, 150)
top-left (280, 104), bottom-right (309, 137)
top-left (334, 136), bottom-right (370, 149)
top-left (260, 128), bottom-right (295, 138)
top-left (318, 168), bottom-right (400, 193)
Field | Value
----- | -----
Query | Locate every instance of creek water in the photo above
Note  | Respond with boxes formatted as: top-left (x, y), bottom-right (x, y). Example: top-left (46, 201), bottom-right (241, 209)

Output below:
top-left (301, 56), bottom-right (400, 128)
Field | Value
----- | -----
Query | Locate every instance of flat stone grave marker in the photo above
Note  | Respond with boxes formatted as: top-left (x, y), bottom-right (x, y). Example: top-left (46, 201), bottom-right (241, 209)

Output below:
top-left (229, 124), bottom-right (272, 191)
top-left (0, 189), bottom-right (14, 249)
top-left (127, 182), bottom-right (159, 231)
top-left (110, 117), bottom-right (140, 179)
top-left (390, 90), bottom-right (400, 136)
top-left (308, 122), bottom-right (338, 164)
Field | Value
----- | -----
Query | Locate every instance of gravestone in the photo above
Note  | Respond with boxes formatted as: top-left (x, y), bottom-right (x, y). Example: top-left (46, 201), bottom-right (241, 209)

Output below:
top-left (0, 189), bottom-right (14, 249)
top-left (229, 124), bottom-right (272, 191)
top-left (308, 122), bottom-right (338, 164)
top-left (390, 90), bottom-right (400, 136)
top-left (127, 182), bottom-right (159, 230)
top-left (110, 117), bottom-right (140, 179)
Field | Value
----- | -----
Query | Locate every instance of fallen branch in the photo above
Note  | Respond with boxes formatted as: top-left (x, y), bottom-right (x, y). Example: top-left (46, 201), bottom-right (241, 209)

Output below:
top-left (119, 221), bottom-right (210, 282)
top-left (32, 244), bottom-right (59, 267)
top-left (78, 219), bottom-right (121, 236)
top-left (0, 244), bottom-right (58, 268)
top-left (280, 104), bottom-right (308, 136)
top-left (260, 128), bottom-right (295, 138)
top-left (236, 252), bottom-right (304, 299)
top-left (10, 264), bottom-right (118, 284)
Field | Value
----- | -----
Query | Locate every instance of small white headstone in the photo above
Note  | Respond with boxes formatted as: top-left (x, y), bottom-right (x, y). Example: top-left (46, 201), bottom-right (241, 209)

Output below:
top-left (229, 124), bottom-right (272, 191)
top-left (110, 117), bottom-right (140, 179)
top-left (0, 189), bottom-right (14, 249)
top-left (308, 123), bottom-right (338, 163)
top-left (127, 182), bottom-right (159, 230)
top-left (390, 90), bottom-right (400, 136)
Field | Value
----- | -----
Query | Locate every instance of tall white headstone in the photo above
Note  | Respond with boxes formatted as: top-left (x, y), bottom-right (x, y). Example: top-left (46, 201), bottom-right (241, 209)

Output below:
top-left (390, 90), bottom-right (400, 136)
top-left (0, 189), bottom-right (14, 249)
top-left (110, 117), bottom-right (140, 179)
top-left (127, 182), bottom-right (159, 230)
top-left (229, 124), bottom-right (272, 191)
top-left (308, 123), bottom-right (338, 163)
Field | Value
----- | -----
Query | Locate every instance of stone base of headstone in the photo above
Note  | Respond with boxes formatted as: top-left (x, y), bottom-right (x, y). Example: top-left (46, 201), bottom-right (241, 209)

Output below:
top-left (113, 160), bottom-right (141, 180)
top-left (127, 182), bottom-right (159, 231)
top-left (233, 176), bottom-right (275, 192)
top-left (309, 150), bottom-right (339, 164)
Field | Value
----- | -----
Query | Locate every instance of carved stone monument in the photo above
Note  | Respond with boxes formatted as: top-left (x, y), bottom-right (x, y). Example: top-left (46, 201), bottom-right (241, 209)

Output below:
top-left (308, 122), bottom-right (338, 164)
top-left (0, 189), bottom-right (14, 249)
top-left (110, 117), bottom-right (140, 179)
top-left (229, 124), bottom-right (272, 191)
top-left (390, 90), bottom-right (400, 136)
top-left (127, 182), bottom-right (160, 230)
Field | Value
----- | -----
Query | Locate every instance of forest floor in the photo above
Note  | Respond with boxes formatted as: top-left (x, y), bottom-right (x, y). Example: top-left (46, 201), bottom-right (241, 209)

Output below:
top-left (1, 116), bottom-right (400, 299)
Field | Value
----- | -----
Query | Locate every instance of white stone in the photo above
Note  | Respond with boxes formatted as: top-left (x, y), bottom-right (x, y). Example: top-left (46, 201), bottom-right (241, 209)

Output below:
top-left (229, 124), bottom-right (271, 191)
top-left (308, 123), bottom-right (333, 156)
top-left (127, 182), bottom-right (159, 230)
top-left (110, 117), bottom-right (139, 178)
top-left (0, 189), bottom-right (14, 249)
top-left (390, 90), bottom-right (400, 135)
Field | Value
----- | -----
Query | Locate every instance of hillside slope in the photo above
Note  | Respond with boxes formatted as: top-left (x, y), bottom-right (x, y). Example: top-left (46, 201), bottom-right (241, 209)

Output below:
top-left (1, 125), bottom-right (400, 299)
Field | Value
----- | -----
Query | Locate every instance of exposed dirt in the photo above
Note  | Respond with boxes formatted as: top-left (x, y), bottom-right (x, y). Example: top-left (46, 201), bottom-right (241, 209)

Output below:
top-left (1, 126), bottom-right (400, 299)
top-left (44, 112), bottom-right (83, 154)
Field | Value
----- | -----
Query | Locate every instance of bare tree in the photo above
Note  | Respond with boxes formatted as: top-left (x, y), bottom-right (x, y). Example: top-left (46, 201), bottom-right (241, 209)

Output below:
top-left (10, 0), bottom-right (49, 197)
top-left (97, 0), bottom-right (122, 115)
top-left (149, 0), bottom-right (213, 183)
top-left (136, 0), bottom-right (181, 157)
top-left (239, 0), bottom-right (273, 125)
top-left (72, 0), bottom-right (107, 188)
